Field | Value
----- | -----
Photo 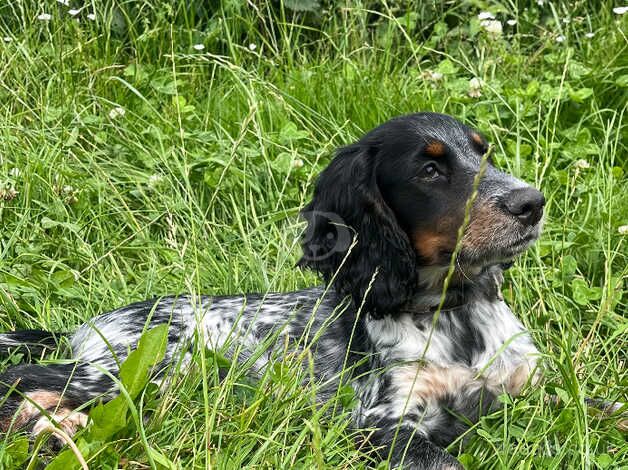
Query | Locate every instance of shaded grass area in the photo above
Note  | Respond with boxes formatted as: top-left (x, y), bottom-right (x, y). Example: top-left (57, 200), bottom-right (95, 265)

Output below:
top-left (0, 1), bottom-right (626, 468)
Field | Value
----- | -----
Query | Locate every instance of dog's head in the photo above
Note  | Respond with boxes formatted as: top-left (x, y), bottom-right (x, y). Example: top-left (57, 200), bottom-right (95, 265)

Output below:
top-left (299, 113), bottom-right (544, 317)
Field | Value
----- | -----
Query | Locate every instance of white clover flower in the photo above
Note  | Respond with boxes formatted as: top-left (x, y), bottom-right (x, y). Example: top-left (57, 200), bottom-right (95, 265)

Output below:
top-left (619, 225), bottom-right (628, 235)
top-left (248, 43), bottom-right (257, 51)
top-left (613, 6), bottom-right (628, 15)
top-left (421, 70), bottom-right (444, 83)
top-left (555, 35), bottom-right (566, 43)
top-left (585, 32), bottom-right (595, 38)
top-left (37, 13), bottom-right (52, 21)
top-left (537, 0), bottom-right (545, 5)
top-left (293, 159), bottom-right (304, 168)
top-left (193, 43), bottom-right (205, 51)
top-left (478, 12), bottom-right (495, 20)
top-left (575, 159), bottom-right (590, 169)
top-left (108, 106), bottom-right (125, 119)
top-left (87, 13), bottom-right (96, 21)
top-left (480, 19), bottom-right (503, 39)
top-left (468, 77), bottom-right (483, 98)
top-left (507, 19), bottom-right (517, 26)
top-left (3, 36), bottom-right (12, 42)
top-left (68, 9), bottom-right (81, 17)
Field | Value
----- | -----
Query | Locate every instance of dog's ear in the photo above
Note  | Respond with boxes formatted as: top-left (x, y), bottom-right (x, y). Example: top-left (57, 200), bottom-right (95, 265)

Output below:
top-left (299, 143), bottom-right (417, 318)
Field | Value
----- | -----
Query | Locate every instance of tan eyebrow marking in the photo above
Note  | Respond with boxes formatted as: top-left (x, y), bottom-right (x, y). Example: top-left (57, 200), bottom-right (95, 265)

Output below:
top-left (471, 133), bottom-right (484, 146)
top-left (425, 141), bottom-right (445, 157)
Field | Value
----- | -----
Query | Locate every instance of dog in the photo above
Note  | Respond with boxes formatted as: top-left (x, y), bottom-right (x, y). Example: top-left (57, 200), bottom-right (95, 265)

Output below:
top-left (0, 113), bottom-right (545, 469)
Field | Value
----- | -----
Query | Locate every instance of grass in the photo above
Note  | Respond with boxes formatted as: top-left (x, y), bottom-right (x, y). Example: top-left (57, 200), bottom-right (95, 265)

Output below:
top-left (0, 0), bottom-right (626, 468)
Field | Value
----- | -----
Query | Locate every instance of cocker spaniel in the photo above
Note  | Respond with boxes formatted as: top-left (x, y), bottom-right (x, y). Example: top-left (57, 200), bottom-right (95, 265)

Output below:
top-left (0, 113), bottom-right (545, 469)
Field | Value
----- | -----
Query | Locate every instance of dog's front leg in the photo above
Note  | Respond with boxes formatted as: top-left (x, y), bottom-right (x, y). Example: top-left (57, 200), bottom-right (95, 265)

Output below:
top-left (361, 414), bottom-right (463, 470)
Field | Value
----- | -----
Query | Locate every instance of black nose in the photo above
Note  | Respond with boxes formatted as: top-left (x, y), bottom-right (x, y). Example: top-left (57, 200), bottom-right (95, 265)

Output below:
top-left (503, 187), bottom-right (545, 226)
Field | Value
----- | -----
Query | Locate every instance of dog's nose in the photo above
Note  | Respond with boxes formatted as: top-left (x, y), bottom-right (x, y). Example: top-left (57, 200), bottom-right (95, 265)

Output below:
top-left (503, 187), bottom-right (545, 226)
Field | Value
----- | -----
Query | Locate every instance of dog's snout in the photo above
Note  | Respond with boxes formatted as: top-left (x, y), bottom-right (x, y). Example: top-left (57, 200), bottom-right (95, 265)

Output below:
top-left (503, 187), bottom-right (545, 226)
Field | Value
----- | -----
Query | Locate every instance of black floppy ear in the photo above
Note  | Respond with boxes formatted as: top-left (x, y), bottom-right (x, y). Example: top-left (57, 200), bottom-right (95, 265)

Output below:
top-left (298, 143), bottom-right (417, 318)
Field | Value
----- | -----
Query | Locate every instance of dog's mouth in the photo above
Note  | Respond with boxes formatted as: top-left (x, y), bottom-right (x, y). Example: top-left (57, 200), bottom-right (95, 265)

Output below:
top-left (505, 230), bottom-right (540, 253)
top-left (414, 210), bottom-right (543, 272)
top-left (415, 220), bottom-right (542, 292)
top-left (456, 221), bottom-right (543, 269)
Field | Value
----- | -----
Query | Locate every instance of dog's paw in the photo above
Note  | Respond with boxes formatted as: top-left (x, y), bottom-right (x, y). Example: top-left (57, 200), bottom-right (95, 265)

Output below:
top-left (32, 409), bottom-right (88, 450)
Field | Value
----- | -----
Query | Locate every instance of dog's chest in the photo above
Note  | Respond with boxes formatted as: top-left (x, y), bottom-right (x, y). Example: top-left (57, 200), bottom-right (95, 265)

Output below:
top-left (365, 299), bottom-right (539, 391)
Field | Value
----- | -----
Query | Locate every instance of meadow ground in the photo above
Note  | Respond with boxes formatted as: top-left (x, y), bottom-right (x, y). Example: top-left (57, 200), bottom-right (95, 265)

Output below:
top-left (0, 1), bottom-right (626, 468)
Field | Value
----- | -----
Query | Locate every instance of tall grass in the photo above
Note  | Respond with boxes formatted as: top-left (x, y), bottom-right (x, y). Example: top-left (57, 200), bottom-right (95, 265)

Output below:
top-left (0, 1), bottom-right (626, 468)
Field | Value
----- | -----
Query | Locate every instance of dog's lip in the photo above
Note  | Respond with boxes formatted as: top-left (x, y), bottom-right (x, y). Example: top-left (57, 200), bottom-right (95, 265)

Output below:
top-left (511, 230), bottom-right (540, 248)
top-left (497, 233), bottom-right (539, 260)
top-left (457, 230), bottom-right (541, 268)
top-left (433, 226), bottom-right (541, 268)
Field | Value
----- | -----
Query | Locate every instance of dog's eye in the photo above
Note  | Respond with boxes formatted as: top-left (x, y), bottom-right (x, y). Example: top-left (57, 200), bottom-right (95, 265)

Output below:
top-left (418, 163), bottom-right (441, 180)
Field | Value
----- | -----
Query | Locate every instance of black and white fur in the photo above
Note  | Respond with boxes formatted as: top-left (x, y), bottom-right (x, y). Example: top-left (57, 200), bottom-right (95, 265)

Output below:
top-left (0, 113), bottom-right (546, 469)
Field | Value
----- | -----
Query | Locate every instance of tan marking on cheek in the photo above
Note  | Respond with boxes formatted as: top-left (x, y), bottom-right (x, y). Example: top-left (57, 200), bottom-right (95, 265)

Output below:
top-left (413, 232), bottom-right (448, 264)
top-left (425, 141), bottom-right (445, 158)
